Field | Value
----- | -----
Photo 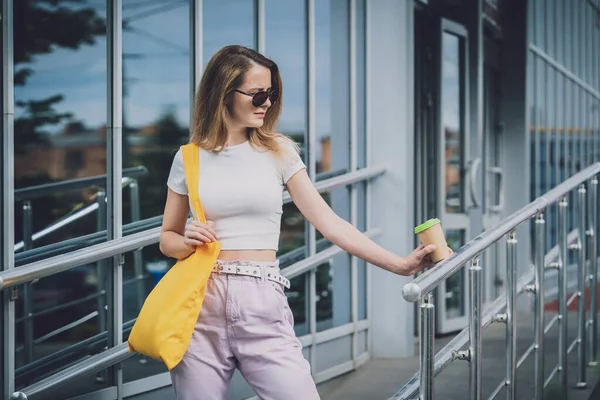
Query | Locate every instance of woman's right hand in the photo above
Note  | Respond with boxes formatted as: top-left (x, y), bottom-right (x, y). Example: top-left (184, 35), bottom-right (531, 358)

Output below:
top-left (183, 220), bottom-right (218, 247)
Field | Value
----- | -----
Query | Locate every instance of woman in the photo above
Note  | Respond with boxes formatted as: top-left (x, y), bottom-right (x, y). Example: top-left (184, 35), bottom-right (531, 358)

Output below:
top-left (161, 45), bottom-right (439, 400)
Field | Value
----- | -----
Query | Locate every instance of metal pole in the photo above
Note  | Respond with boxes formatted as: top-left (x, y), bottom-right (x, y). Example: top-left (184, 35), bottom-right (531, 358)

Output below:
top-left (506, 231), bottom-right (517, 400)
top-left (558, 197), bottom-right (569, 397)
top-left (96, 191), bottom-right (107, 335)
top-left (469, 258), bottom-right (482, 400)
top-left (2, 0), bottom-right (16, 397)
top-left (589, 176), bottom-right (598, 366)
top-left (577, 184), bottom-right (587, 388)
top-left (107, 0), bottom-right (124, 395)
top-left (22, 201), bottom-right (34, 365)
top-left (420, 294), bottom-right (435, 400)
top-left (95, 191), bottom-right (107, 384)
top-left (129, 181), bottom-right (144, 312)
top-left (534, 213), bottom-right (546, 400)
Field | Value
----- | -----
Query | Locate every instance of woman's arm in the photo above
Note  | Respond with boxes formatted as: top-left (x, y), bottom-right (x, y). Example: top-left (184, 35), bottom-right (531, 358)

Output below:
top-left (286, 170), bottom-right (437, 276)
top-left (160, 189), bottom-right (218, 260)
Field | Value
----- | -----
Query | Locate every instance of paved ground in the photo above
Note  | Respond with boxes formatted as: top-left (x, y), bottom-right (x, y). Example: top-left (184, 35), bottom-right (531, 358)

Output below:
top-left (317, 311), bottom-right (600, 400)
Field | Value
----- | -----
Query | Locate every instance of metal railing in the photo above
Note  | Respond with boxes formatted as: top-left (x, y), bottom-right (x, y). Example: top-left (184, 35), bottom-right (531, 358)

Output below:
top-left (2, 164), bottom-right (386, 399)
top-left (10, 164), bottom-right (349, 374)
top-left (14, 168), bottom-right (149, 368)
top-left (394, 162), bottom-right (600, 400)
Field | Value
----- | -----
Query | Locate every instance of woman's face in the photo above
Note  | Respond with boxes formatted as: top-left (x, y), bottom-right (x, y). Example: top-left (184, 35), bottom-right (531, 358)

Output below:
top-left (228, 64), bottom-right (273, 131)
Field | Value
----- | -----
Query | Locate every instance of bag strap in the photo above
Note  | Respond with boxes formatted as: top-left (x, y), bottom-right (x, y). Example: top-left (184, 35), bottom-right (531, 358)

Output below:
top-left (181, 143), bottom-right (207, 223)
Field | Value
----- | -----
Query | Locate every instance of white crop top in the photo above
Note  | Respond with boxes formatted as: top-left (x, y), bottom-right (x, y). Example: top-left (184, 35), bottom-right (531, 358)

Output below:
top-left (166, 138), bottom-right (306, 251)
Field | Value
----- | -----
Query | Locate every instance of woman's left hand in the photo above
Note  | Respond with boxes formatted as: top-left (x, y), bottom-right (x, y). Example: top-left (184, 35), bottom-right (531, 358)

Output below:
top-left (398, 245), bottom-right (454, 276)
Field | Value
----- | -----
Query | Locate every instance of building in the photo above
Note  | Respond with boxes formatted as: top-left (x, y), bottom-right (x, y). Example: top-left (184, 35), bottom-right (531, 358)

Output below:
top-left (2, 0), bottom-right (599, 399)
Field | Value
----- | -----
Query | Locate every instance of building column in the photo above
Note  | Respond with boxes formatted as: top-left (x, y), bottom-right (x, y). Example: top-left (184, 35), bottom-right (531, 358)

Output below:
top-left (367, 0), bottom-right (416, 358)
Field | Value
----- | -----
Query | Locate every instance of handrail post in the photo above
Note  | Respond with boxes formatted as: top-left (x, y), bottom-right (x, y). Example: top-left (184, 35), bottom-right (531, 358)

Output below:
top-left (469, 258), bottom-right (482, 400)
top-left (420, 293), bottom-right (435, 400)
top-left (22, 200), bottom-right (34, 364)
top-left (558, 197), bottom-right (569, 398)
top-left (96, 191), bottom-right (107, 335)
top-left (576, 184), bottom-right (587, 388)
top-left (506, 231), bottom-right (517, 400)
top-left (534, 213), bottom-right (546, 400)
top-left (589, 176), bottom-right (598, 366)
top-left (128, 180), bottom-right (145, 312)
top-left (95, 190), bottom-right (107, 383)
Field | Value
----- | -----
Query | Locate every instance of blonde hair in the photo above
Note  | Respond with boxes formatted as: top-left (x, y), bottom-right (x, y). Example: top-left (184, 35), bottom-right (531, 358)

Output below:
top-left (191, 45), bottom-right (297, 157)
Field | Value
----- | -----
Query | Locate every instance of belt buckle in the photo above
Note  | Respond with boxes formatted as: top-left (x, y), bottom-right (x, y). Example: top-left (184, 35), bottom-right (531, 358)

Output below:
top-left (215, 262), bottom-right (225, 275)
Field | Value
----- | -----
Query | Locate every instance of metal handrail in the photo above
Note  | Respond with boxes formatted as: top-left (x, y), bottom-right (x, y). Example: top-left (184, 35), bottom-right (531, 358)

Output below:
top-left (10, 228), bottom-right (383, 399)
top-left (391, 267), bottom-right (536, 399)
top-left (14, 166), bottom-right (148, 201)
top-left (13, 166), bottom-right (384, 265)
top-left (391, 230), bottom-right (582, 399)
top-left (399, 162), bottom-right (600, 400)
top-left (11, 344), bottom-right (131, 400)
top-left (1, 165), bottom-right (386, 289)
top-left (14, 176), bottom-right (138, 252)
top-left (15, 216), bottom-right (163, 266)
top-left (402, 162), bottom-right (600, 303)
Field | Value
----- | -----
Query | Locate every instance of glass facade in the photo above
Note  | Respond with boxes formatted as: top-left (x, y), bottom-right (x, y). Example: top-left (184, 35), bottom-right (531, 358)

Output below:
top-left (5, 0), bottom-right (371, 398)
top-left (3, 0), bottom-right (599, 399)
top-left (528, 0), bottom-right (600, 250)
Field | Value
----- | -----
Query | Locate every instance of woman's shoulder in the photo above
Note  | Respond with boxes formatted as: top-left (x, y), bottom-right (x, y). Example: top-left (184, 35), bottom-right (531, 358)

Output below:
top-left (272, 133), bottom-right (301, 155)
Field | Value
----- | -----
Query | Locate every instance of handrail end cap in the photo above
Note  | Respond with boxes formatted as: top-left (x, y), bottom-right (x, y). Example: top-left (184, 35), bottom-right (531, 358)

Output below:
top-left (12, 392), bottom-right (28, 400)
top-left (402, 283), bottom-right (421, 303)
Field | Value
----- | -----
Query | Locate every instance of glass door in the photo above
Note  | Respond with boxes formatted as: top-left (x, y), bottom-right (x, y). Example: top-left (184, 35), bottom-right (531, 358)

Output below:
top-left (482, 39), bottom-right (506, 302)
top-left (435, 20), bottom-right (471, 334)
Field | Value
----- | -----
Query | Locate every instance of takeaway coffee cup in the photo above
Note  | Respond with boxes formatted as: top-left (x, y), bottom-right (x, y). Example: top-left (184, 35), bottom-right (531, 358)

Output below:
top-left (414, 218), bottom-right (448, 263)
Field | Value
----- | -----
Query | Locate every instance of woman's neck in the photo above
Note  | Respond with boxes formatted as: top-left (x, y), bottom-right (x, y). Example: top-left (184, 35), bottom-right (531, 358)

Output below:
top-left (227, 127), bottom-right (249, 147)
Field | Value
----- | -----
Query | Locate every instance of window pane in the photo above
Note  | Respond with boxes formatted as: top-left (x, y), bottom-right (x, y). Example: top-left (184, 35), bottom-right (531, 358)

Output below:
top-left (14, 1), bottom-right (109, 392)
top-left (203, 0), bottom-right (256, 68)
top-left (15, 266), bottom-right (108, 394)
top-left (315, 0), bottom-right (351, 331)
top-left (266, 0), bottom-right (309, 333)
top-left (442, 32), bottom-right (464, 213)
top-left (14, 0), bottom-right (108, 256)
top-left (122, 0), bottom-right (191, 227)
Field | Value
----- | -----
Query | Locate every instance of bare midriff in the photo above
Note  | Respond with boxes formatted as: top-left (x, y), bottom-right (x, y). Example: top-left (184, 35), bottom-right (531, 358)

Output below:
top-left (217, 249), bottom-right (277, 262)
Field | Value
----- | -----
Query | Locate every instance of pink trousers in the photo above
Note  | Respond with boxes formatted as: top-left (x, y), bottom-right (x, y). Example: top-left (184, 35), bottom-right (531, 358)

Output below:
top-left (170, 260), bottom-right (320, 400)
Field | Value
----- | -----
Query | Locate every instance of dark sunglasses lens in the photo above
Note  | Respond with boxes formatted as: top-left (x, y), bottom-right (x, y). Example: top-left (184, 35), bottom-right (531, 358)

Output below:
top-left (252, 91), bottom-right (269, 107)
top-left (269, 89), bottom-right (278, 103)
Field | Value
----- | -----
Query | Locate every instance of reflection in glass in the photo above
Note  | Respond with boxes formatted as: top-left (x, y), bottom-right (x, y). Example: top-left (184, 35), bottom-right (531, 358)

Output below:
top-left (313, 0), bottom-right (352, 331)
top-left (203, 0), bottom-right (255, 69)
top-left (14, 1), bottom-right (109, 394)
top-left (442, 32), bottom-right (463, 214)
top-left (288, 276), bottom-right (308, 337)
top-left (267, 0), bottom-right (307, 259)
top-left (118, 4), bottom-right (192, 383)
top-left (122, 0), bottom-right (190, 225)
top-left (444, 229), bottom-right (465, 318)
top-left (14, 0), bottom-right (107, 251)
top-left (266, 0), bottom-right (309, 331)
top-left (266, 0), bottom-right (307, 159)
top-left (14, 266), bottom-right (108, 394)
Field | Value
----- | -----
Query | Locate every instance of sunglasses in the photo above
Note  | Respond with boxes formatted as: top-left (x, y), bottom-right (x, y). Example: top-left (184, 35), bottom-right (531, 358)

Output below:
top-left (234, 88), bottom-right (278, 107)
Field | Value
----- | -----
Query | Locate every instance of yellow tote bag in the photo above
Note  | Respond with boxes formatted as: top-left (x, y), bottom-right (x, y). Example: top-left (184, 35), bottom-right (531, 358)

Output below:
top-left (128, 143), bottom-right (221, 370)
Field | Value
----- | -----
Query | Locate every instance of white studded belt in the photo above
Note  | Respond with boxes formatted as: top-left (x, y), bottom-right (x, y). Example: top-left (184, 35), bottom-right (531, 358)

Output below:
top-left (211, 263), bottom-right (290, 289)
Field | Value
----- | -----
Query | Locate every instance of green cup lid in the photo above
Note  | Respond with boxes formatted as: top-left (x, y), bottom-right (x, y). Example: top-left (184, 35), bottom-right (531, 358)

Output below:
top-left (414, 218), bottom-right (441, 234)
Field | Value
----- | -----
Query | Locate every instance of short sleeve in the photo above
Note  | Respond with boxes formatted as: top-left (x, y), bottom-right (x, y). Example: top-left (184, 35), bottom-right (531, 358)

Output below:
top-left (166, 148), bottom-right (188, 195)
top-left (279, 137), bottom-right (306, 184)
